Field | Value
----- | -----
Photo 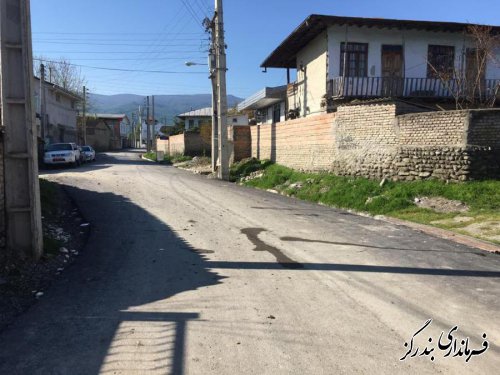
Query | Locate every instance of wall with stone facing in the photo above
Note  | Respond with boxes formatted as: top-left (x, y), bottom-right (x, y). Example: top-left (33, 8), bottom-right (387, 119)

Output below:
top-left (249, 102), bottom-right (500, 181)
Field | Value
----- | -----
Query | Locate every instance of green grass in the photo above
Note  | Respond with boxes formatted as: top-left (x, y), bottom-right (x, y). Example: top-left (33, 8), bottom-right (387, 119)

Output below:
top-left (39, 178), bottom-right (59, 217)
top-left (170, 154), bottom-right (193, 164)
top-left (145, 153), bottom-right (193, 164)
top-left (143, 151), bottom-right (157, 161)
top-left (232, 159), bottom-right (500, 243)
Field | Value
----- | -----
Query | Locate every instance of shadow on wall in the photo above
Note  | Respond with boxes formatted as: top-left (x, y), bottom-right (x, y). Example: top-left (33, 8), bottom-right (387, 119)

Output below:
top-left (0, 184), bottom-right (225, 375)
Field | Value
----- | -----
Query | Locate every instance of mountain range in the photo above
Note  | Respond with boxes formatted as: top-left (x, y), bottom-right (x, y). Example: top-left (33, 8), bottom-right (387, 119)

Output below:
top-left (88, 93), bottom-right (244, 123)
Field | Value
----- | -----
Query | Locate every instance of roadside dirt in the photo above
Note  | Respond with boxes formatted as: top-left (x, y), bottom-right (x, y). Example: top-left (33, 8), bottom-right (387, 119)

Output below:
top-left (0, 180), bottom-right (89, 332)
top-left (175, 156), bottom-right (212, 175)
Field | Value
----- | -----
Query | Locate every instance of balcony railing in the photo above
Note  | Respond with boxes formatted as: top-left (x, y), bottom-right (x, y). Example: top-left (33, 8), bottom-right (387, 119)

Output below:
top-left (327, 76), bottom-right (500, 100)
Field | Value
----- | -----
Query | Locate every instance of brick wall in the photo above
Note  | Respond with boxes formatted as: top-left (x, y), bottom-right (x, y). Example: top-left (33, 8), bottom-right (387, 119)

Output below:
top-left (250, 114), bottom-right (336, 170)
top-left (249, 102), bottom-right (500, 181)
top-left (168, 133), bottom-right (185, 155)
top-left (397, 110), bottom-right (468, 147)
top-left (468, 109), bottom-right (500, 148)
top-left (231, 126), bottom-right (251, 162)
top-left (156, 139), bottom-right (169, 154)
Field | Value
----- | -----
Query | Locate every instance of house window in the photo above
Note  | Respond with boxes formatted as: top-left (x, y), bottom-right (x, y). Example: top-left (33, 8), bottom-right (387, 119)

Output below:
top-left (232, 117), bottom-right (237, 123)
top-left (340, 43), bottom-right (368, 77)
top-left (71, 100), bottom-right (76, 109)
top-left (427, 45), bottom-right (455, 78)
top-left (188, 119), bottom-right (195, 128)
top-left (56, 93), bottom-right (61, 102)
top-left (272, 103), bottom-right (281, 123)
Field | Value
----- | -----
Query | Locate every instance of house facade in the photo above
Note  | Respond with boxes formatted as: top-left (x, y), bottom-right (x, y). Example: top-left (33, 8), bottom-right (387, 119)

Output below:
top-left (33, 77), bottom-right (81, 144)
top-left (237, 86), bottom-right (287, 125)
top-left (177, 107), bottom-right (249, 129)
top-left (261, 15), bottom-right (500, 118)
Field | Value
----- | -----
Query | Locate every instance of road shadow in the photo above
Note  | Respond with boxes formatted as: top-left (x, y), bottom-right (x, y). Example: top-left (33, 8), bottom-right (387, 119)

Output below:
top-left (0, 184), bottom-right (224, 375)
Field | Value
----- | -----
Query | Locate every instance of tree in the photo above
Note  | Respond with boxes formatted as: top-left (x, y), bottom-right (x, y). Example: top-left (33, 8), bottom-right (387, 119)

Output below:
top-left (34, 56), bottom-right (87, 97)
top-left (427, 26), bottom-right (500, 109)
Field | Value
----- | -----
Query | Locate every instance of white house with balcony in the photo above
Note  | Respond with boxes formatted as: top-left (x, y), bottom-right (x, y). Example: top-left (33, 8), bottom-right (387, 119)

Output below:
top-left (261, 15), bottom-right (500, 118)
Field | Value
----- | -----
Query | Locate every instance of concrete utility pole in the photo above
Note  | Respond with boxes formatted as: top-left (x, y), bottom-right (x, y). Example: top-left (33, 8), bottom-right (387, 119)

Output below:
top-left (146, 96), bottom-right (151, 152)
top-left (214, 0), bottom-right (229, 180)
top-left (40, 63), bottom-right (46, 144)
top-left (0, 0), bottom-right (43, 259)
top-left (152, 95), bottom-right (155, 149)
top-left (82, 86), bottom-right (87, 145)
top-left (138, 106), bottom-right (143, 148)
top-left (204, 18), bottom-right (218, 173)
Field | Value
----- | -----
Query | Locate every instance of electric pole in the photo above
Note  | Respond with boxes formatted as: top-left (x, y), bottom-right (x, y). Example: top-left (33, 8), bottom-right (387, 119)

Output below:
top-left (204, 16), bottom-right (218, 173)
top-left (214, 0), bottom-right (229, 180)
top-left (40, 63), bottom-right (46, 145)
top-left (146, 96), bottom-right (151, 152)
top-left (152, 95), bottom-right (155, 148)
top-left (0, 0), bottom-right (43, 258)
top-left (82, 85), bottom-right (87, 145)
top-left (138, 106), bottom-right (143, 148)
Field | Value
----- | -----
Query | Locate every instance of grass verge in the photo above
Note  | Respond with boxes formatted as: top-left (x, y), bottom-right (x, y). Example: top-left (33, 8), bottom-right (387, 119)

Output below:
top-left (143, 152), bottom-right (193, 165)
top-left (231, 158), bottom-right (500, 245)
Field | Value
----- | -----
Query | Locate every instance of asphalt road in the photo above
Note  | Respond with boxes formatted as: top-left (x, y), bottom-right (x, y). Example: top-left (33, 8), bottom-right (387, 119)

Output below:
top-left (1, 150), bottom-right (499, 374)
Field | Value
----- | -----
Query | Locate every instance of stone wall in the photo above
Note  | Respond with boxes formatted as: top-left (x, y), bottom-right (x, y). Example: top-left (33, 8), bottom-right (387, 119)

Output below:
top-left (249, 102), bottom-right (500, 181)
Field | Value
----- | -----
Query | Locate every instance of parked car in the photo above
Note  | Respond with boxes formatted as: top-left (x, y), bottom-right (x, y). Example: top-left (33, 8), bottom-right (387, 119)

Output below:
top-left (43, 143), bottom-right (81, 167)
top-left (81, 145), bottom-right (96, 162)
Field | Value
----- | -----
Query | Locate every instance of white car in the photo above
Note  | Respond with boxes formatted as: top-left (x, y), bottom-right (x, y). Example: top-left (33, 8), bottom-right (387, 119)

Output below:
top-left (81, 145), bottom-right (96, 162)
top-left (43, 143), bottom-right (81, 167)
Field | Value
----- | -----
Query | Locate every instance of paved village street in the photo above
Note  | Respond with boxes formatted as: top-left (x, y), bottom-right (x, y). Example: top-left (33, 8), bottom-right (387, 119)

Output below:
top-left (0, 150), bottom-right (499, 374)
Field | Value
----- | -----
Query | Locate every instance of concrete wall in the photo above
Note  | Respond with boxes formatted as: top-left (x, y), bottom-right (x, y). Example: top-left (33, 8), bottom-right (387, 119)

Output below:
top-left (295, 32), bottom-right (328, 118)
top-left (250, 103), bottom-right (500, 181)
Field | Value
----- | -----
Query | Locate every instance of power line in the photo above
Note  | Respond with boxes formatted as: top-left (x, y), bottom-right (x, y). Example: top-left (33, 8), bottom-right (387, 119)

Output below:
top-left (180, 0), bottom-right (204, 28)
top-left (33, 50), bottom-right (207, 54)
top-left (32, 31), bottom-right (206, 35)
top-left (34, 41), bottom-right (208, 47)
top-left (32, 58), bottom-right (208, 74)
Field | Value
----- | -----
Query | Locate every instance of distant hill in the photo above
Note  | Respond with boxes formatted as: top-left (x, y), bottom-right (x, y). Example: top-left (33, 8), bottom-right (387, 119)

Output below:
top-left (88, 93), bottom-right (243, 123)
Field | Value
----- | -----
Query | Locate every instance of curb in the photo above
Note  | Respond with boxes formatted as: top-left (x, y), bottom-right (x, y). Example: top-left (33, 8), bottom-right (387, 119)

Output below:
top-left (378, 216), bottom-right (500, 254)
top-left (140, 154), bottom-right (156, 162)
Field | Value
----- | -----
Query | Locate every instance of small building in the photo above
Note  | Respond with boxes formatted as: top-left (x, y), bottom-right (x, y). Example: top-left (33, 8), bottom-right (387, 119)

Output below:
top-left (33, 77), bottom-right (81, 144)
top-left (237, 86), bottom-right (287, 124)
top-left (85, 119), bottom-right (113, 151)
top-left (92, 114), bottom-right (131, 149)
top-left (177, 107), bottom-right (249, 130)
top-left (261, 15), bottom-right (500, 118)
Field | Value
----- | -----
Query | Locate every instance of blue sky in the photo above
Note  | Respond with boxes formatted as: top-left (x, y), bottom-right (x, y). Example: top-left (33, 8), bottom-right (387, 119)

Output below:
top-left (31, 0), bottom-right (500, 98)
